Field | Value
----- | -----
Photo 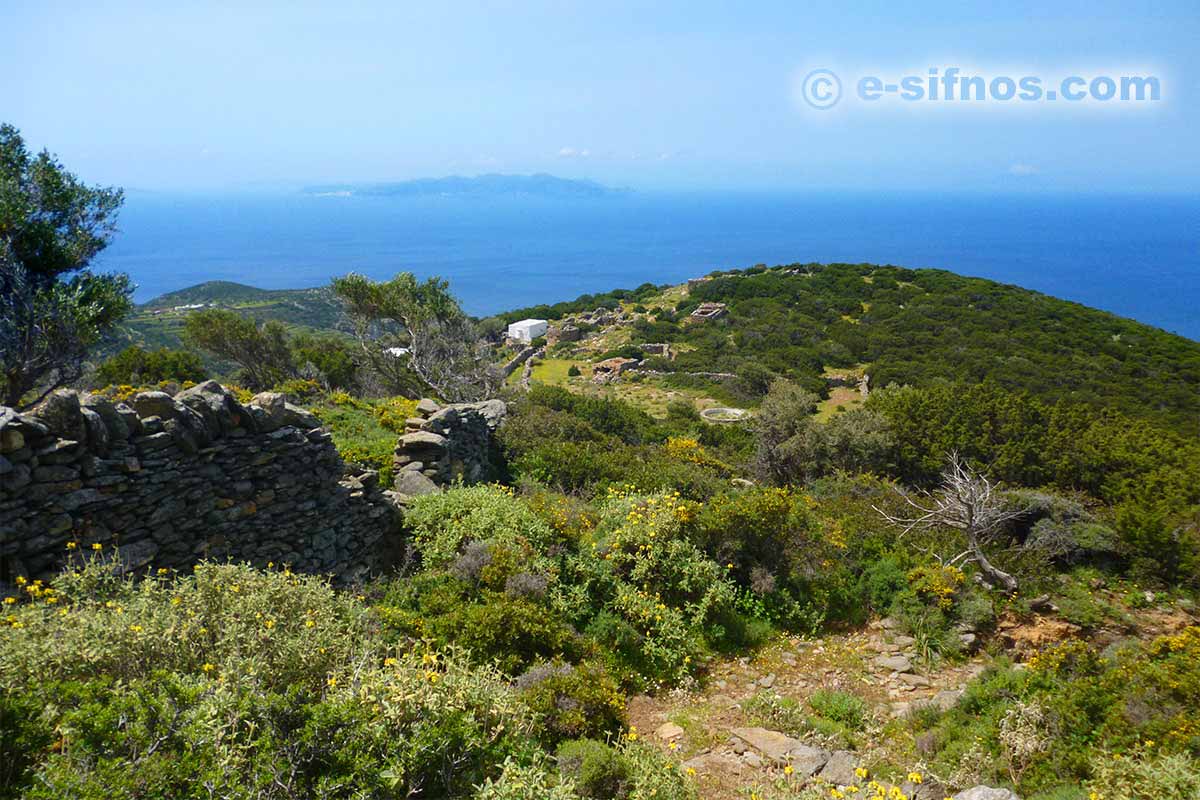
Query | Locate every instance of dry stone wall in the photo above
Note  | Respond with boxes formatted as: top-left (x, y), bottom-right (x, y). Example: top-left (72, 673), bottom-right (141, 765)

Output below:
top-left (0, 382), bottom-right (402, 588)
top-left (392, 398), bottom-right (507, 497)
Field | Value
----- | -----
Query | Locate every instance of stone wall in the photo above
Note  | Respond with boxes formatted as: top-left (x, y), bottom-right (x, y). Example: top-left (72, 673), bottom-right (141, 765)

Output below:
top-left (0, 382), bottom-right (402, 588)
top-left (392, 398), bottom-right (507, 497)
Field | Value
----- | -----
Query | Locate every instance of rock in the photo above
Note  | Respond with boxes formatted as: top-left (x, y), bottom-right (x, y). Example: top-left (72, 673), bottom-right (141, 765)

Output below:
top-left (786, 744), bottom-right (830, 777)
top-left (0, 426), bottom-right (24, 453)
top-left (757, 673), bottom-right (776, 688)
top-left (953, 788), bottom-right (1021, 800)
top-left (730, 727), bottom-right (808, 762)
top-left (0, 455), bottom-right (11, 475)
top-left (179, 381), bottom-right (250, 435)
top-left (875, 654), bottom-right (913, 673)
top-left (880, 616), bottom-right (900, 630)
top-left (399, 431), bottom-right (449, 451)
top-left (29, 389), bottom-right (86, 441)
top-left (742, 751), bottom-right (763, 768)
top-left (394, 470), bottom-right (440, 497)
top-left (249, 392), bottom-right (288, 432)
top-left (817, 750), bottom-right (861, 787)
top-left (655, 722), bottom-right (685, 740)
top-left (918, 689), bottom-right (964, 713)
top-left (960, 632), bottom-right (978, 649)
top-left (81, 407), bottom-right (109, 454)
top-left (416, 398), bottom-right (441, 415)
top-left (82, 395), bottom-right (130, 441)
top-left (898, 673), bottom-right (932, 687)
top-left (128, 391), bottom-right (180, 420)
top-left (891, 634), bottom-right (917, 647)
top-left (282, 403), bottom-right (320, 430)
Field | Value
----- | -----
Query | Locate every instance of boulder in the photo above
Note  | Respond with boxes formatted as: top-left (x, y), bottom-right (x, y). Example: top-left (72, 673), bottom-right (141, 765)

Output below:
top-left (394, 470), bottom-right (440, 497)
top-left (787, 744), bottom-right (831, 777)
top-left (178, 380), bottom-right (250, 435)
top-left (817, 750), bottom-right (861, 787)
top-left (29, 390), bottom-right (86, 442)
top-left (249, 392), bottom-right (288, 432)
top-left (399, 431), bottom-right (449, 452)
top-left (655, 722), bottom-right (685, 740)
top-left (128, 391), bottom-right (180, 420)
top-left (875, 654), bottom-right (913, 673)
top-left (416, 398), bottom-right (441, 415)
top-left (81, 407), bottom-right (110, 454)
top-left (282, 403), bottom-right (321, 430)
top-left (82, 395), bottom-right (130, 441)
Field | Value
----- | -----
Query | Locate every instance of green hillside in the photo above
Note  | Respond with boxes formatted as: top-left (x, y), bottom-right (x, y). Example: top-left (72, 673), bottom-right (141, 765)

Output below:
top-left (506, 263), bottom-right (1200, 434)
top-left (109, 281), bottom-right (349, 354)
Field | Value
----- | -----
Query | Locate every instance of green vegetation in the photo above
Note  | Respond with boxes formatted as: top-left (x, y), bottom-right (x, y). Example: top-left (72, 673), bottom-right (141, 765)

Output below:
top-left (5, 258), bottom-right (1200, 799)
top-left (906, 630), bottom-right (1200, 796)
top-left (0, 123), bottom-right (131, 408)
top-left (95, 345), bottom-right (208, 386)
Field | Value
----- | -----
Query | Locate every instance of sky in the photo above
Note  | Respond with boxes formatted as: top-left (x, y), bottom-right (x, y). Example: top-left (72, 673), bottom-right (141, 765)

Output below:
top-left (2, 1), bottom-right (1198, 192)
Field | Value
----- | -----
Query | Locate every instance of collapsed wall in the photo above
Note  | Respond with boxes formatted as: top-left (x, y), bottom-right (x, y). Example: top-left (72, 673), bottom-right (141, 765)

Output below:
top-left (0, 382), bottom-right (402, 587)
top-left (392, 398), bottom-right (507, 497)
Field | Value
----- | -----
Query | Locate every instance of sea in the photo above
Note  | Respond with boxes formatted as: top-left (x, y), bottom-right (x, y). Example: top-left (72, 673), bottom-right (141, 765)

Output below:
top-left (96, 191), bottom-right (1200, 340)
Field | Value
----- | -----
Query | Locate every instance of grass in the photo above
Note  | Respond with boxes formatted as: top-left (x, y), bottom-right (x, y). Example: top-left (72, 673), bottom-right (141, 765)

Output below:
top-left (308, 395), bottom-right (407, 486)
top-left (814, 387), bottom-right (864, 422)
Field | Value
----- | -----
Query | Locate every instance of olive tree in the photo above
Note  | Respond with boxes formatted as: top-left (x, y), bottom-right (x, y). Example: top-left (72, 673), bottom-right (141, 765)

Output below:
top-left (331, 272), bottom-right (501, 402)
top-left (0, 124), bottom-right (131, 408)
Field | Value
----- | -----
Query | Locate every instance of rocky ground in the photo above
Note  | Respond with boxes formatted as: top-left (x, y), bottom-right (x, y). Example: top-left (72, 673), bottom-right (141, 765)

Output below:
top-left (627, 605), bottom-right (1196, 800)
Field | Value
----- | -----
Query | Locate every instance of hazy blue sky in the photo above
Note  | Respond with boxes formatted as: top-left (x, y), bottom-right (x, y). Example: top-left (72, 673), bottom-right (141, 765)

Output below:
top-left (3, 1), bottom-right (1197, 192)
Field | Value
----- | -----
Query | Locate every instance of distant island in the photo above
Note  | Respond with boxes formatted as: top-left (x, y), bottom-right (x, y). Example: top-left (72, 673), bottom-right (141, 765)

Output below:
top-left (303, 173), bottom-right (627, 199)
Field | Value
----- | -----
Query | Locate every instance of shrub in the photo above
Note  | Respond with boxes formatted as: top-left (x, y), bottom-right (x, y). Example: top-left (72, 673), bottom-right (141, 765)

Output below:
top-left (404, 485), bottom-right (559, 569)
top-left (556, 738), bottom-right (694, 800)
top-left (94, 345), bottom-right (207, 387)
top-left (520, 661), bottom-right (626, 745)
top-left (372, 396), bottom-right (420, 434)
top-left (271, 377), bottom-right (323, 401)
top-left (0, 560), bottom-right (544, 799)
top-left (556, 739), bottom-right (630, 799)
top-left (1085, 750), bottom-right (1200, 800)
top-left (567, 364), bottom-right (582, 377)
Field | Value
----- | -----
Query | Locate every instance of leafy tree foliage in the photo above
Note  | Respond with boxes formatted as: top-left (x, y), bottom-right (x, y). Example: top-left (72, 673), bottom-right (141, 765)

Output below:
top-left (332, 272), bottom-right (501, 402)
top-left (182, 309), bottom-right (295, 391)
top-left (94, 345), bottom-right (207, 387)
top-left (0, 123), bottom-right (131, 408)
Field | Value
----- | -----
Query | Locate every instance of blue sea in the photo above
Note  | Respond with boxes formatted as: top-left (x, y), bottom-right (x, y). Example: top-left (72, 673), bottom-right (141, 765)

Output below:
top-left (97, 191), bottom-right (1200, 340)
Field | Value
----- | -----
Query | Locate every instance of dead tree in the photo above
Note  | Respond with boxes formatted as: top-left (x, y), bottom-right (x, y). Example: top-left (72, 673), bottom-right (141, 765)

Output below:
top-left (874, 454), bottom-right (1024, 593)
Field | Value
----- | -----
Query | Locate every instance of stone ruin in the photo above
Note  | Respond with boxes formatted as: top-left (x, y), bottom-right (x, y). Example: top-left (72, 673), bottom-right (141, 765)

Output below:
top-left (0, 382), bottom-right (402, 589)
top-left (392, 398), bottom-right (508, 498)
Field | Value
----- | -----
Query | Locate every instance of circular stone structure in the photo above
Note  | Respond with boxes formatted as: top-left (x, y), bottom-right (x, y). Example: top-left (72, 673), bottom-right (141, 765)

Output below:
top-left (700, 407), bottom-right (749, 423)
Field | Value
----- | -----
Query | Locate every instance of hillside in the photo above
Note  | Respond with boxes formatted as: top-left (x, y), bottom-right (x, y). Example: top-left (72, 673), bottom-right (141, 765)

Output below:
top-left (502, 263), bottom-right (1200, 434)
top-left (109, 281), bottom-right (349, 354)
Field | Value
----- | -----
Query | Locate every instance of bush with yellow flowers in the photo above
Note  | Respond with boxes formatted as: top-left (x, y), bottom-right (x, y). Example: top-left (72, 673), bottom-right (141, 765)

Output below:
top-left (908, 627), bottom-right (1200, 796)
top-left (0, 559), bottom-right (557, 799)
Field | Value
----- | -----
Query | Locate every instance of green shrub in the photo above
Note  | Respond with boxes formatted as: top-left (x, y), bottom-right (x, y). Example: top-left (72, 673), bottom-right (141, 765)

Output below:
top-left (807, 689), bottom-right (868, 731)
top-left (404, 485), bottom-right (559, 569)
top-left (556, 738), bottom-right (694, 800)
top-left (95, 345), bottom-right (207, 387)
top-left (0, 560), bottom-right (545, 799)
top-left (556, 739), bottom-right (631, 799)
top-left (519, 662), bottom-right (626, 745)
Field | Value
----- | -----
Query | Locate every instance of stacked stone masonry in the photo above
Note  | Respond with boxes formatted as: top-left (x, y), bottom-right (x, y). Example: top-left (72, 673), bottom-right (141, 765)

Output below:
top-left (0, 381), bottom-right (402, 588)
top-left (392, 398), bottom-right (507, 498)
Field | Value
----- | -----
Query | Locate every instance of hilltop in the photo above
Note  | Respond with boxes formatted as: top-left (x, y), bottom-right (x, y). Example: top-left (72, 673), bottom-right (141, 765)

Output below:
top-left (501, 263), bottom-right (1200, 434)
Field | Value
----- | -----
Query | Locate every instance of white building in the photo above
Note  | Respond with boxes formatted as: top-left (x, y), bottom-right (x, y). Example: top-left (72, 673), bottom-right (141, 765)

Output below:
top-left (507, 318), bottom-right (548, 343)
